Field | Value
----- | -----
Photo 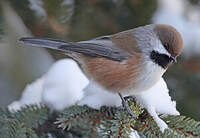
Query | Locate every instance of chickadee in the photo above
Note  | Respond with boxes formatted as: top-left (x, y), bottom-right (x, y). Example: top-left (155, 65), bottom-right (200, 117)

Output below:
top-left (20, 24), bottom-right (183, 117)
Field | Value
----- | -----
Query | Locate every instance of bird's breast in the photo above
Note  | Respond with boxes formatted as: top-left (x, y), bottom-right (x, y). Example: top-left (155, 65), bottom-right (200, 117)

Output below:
top-left (82, 54), bottom-right (165, 95)
top-left (132, 59), bottom-right (166, 94)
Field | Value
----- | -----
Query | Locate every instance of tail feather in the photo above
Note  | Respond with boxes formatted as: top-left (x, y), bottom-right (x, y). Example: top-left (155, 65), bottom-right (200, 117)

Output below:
top-left (19, 37), bottom-right (70, 50)
top-left (19, 37), bottom-right (130, 62)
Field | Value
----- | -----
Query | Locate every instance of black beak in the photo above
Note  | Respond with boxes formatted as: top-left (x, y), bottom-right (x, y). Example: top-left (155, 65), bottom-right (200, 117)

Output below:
top-left (170, 57), bottom-right (177, 63)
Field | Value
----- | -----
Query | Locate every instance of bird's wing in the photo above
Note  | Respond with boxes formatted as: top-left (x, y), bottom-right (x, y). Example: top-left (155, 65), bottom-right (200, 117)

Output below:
top-left (20, 36), bottom-right (132, 62)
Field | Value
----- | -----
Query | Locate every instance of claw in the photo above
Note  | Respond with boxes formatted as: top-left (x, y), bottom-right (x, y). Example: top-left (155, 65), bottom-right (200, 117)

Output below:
top-left (118, 93), bottom-right (136, 119)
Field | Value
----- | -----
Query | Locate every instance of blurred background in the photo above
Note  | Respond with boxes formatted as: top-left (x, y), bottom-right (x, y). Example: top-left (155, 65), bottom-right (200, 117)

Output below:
top-left (0, 0), bottom-right (200, 120)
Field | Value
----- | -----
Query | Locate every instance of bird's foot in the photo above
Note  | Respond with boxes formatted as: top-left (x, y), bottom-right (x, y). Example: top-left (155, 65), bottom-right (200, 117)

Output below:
top-left (124, 96), bottom-right (136, 105)
top-left (118, 93), bottom-right (136, 119)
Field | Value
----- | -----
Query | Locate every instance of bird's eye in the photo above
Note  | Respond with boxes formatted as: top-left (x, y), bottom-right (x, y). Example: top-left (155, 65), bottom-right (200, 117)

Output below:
top-left (163, 42), bottom-right (169, 51)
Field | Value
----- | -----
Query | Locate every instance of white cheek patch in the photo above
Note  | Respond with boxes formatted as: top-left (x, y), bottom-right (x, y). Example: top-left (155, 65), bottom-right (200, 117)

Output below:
top-left (154, 42), bottom-right (171, 57)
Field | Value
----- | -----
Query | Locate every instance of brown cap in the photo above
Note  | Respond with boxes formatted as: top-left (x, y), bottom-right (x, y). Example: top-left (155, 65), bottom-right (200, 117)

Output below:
top-left (154, 24), bottom-right (183, 57)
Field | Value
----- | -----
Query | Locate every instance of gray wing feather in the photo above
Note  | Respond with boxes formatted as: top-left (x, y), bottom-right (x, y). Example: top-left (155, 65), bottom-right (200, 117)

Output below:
top-left (20, 37), bottom-right (131, 61)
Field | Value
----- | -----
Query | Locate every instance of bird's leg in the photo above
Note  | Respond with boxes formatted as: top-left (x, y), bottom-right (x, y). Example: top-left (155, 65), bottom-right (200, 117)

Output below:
top-left (124, 96), bottom-right (136, 105)
top-left (118, 93), bottom-right (136, 119)
top-left (123, 96), bottom-right (132, 101)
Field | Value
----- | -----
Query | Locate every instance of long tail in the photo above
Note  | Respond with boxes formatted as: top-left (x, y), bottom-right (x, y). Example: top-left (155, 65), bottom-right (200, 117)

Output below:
top-left (19, 37), bottom-right (72, 51)
top-left (19, 37), bottom-right (130, 61)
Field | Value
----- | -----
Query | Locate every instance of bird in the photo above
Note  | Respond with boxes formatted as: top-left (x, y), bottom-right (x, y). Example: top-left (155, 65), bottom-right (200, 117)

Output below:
top-left (19, 24), bottom-right (183, 118)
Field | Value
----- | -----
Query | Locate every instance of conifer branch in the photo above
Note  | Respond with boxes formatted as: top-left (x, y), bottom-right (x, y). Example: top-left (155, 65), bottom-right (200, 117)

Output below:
top-left (0, 102), bottom-right (199, 138)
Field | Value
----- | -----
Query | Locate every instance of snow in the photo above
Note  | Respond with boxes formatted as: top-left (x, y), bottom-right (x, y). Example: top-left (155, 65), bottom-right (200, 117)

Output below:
top-left (79, 78), bottom-right (179, 132)
top-left (62, 0), bottom-right (74, 5)
top-left (134, 78), bottom-right (180, 132)
top-left (29, 0), bottom-right (46, 18)
top-left (8, 101), bottom-right (21, 112)
top-left (42, 59), bottom-right (89, 111)
top-left (130, 129), bottom-right (140, 138)
top-left (134, 78), bottom-right (179, 132)
top-left (8, 58), bottom-right (179, 132)
top-left (8, 59), bottom-right (89, 111)
top-left (78, 81), bottom-right (121, 109)
top-left (8, 78), bottom-right (44, 111)
top-left (134, 78), bottom-right (179, 116)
